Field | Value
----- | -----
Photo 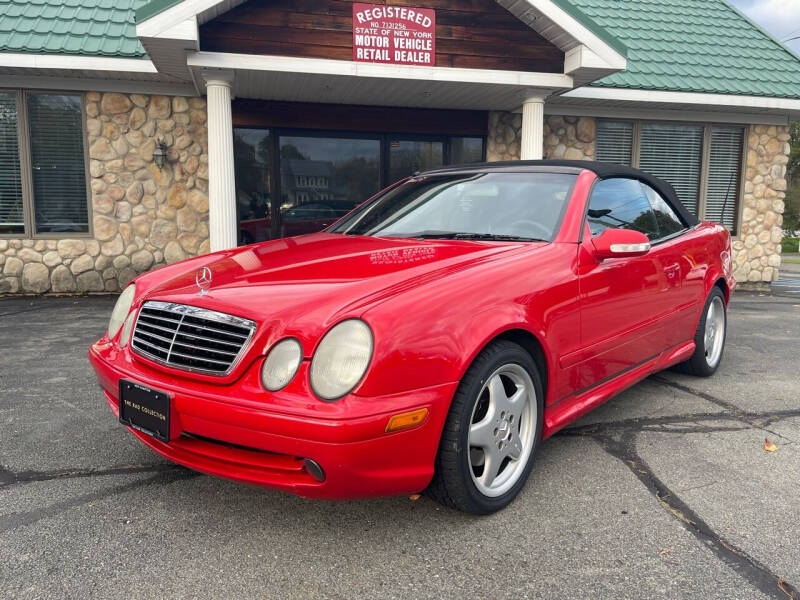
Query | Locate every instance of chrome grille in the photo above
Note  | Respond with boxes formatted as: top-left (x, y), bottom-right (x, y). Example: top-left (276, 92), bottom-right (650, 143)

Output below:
top-left (131, 301), bottom-right (256, 375)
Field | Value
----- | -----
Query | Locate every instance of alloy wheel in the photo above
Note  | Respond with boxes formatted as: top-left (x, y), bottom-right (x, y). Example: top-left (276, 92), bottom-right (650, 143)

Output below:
top-left (468, 363), bottom-right (537, 498)
top-left (704, 295), bottom-right (726, 369)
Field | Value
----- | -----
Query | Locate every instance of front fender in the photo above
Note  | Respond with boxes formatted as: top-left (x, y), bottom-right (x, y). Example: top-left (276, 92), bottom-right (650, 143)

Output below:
top-left (355, 243), bottom-right (578, 399)
top-left (357, 301), bottom-right (547, 398)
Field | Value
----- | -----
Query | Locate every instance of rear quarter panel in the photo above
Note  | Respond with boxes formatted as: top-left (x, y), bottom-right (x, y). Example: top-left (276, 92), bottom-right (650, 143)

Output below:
top-left (681, 222), bottom-right (733, 323)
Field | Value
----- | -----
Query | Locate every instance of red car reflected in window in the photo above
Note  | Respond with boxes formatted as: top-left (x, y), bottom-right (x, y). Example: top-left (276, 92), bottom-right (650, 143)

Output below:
top-left (239, 202), bottom-right (351, 243)
top-left (90, 161), bottom-right (734, 514)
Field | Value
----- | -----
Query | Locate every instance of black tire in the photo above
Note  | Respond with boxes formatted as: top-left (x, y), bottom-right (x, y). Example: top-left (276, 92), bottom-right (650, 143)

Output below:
top-left (675, 286), bottom-right (727, 377)
top-left (426, 340), bottom-right (544, 515)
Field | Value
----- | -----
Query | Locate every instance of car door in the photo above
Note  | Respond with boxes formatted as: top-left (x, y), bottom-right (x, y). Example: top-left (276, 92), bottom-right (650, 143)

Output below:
top-left (574, 178), bottom-right (676, 390)
top-left (639, 181), bottom-right (699, 347)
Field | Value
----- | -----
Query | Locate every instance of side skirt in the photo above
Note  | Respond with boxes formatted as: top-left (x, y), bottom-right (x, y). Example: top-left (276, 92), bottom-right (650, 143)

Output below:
top-left (542, 340), bottom-right (695, 439)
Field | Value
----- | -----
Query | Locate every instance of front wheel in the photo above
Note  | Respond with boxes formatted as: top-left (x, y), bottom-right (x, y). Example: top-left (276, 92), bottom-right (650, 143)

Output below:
top-left (426, 340), bottom-right (543, 514)
top-left (676, 287), bottom-right (727, 377)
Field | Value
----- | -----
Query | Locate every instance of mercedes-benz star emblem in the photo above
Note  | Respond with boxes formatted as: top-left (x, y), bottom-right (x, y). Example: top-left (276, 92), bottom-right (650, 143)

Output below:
top-left (196, 266), bottom-right (212, 295)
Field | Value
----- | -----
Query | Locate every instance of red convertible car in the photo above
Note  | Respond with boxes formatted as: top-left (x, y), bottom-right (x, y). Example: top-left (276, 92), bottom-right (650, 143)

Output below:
top-left (90, 160), bottom-right (734, 514)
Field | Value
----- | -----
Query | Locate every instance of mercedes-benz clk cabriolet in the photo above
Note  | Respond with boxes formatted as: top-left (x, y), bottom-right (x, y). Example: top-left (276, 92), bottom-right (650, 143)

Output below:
top-left (90, 160), bottom-right (734, 514)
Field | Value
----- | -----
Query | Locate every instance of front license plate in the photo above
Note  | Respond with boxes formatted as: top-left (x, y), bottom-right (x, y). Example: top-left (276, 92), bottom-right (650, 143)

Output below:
top-left (119, 380), bottom-right (170, 442)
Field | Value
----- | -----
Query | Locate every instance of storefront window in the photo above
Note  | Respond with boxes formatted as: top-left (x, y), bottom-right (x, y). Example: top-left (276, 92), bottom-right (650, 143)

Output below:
top-left (450, 137), bottom-right (485, 165)
top-left (233, 128), bottom-right (485, 245)
top-left (638, 123), bottom-right (704, 216)
top-left (278, 135), bottom-right (381, 238)
top-left (234, 128), bottom-right (273, 244)
top-left (596, 119), bottom-right (744, 234)
top-left (389, 139), bottom-right (444, 182)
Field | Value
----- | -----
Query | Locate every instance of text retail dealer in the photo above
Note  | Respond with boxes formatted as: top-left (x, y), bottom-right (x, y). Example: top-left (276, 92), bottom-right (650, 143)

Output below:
top-left (354, 5), bottom-right (434, 28)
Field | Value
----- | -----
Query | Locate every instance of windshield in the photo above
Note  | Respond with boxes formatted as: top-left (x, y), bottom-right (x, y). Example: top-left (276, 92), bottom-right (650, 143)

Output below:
top-left (330, 172), bottom-right (577, 242)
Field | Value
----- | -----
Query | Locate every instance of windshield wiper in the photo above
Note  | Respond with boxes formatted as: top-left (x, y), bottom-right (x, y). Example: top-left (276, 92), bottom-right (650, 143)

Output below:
top-left (450, 233), bottom-right (547, 242)
top-left (390, 230), bottom-right (546, 242)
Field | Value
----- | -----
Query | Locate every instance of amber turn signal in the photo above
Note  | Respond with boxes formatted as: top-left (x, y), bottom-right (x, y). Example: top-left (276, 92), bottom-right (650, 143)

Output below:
top-left (385, 408), bottom-right (429, 433)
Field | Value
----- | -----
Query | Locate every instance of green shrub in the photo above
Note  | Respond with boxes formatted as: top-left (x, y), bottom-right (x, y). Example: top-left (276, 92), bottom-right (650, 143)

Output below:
top-left (782, 237), bottom-right (800, 253)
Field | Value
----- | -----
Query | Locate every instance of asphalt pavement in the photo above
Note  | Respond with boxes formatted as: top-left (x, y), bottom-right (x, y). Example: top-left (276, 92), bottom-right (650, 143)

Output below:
top-left (1, 292), bottom-right (798, 599)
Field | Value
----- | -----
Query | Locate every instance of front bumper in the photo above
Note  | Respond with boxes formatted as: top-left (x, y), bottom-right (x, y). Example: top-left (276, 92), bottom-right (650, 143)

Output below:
top-left (89, 341), bottom-right (456, 500)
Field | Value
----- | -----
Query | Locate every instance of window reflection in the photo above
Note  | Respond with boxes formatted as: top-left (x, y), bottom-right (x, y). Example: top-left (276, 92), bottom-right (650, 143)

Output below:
top-left (389, 140), bottom-right (444, 183)
top-left (233, 130), bottom-right (485, 245)
top-left (234, 128), bottom-right (272, 245)
top-left (641, 183), bottom-right (685, 238)
top-left (279, 136), bottom-right (381, 238)
top-left (333, 173), bottom-right (575, 242)
top-left (450, 137), bottom-right (484, 165)
top-left (587, 178), bottom-right (659, 240)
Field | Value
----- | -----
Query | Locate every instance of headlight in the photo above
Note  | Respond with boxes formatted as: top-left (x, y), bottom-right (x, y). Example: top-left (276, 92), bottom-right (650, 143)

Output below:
top-left (261, 338), bottom-right (302, 391)
top-left (310, 319), bottom-right (373, 401)
top-left (119, 311), bottom-right (137, 348)
top-left (107, 284), bottom-right (135, 340)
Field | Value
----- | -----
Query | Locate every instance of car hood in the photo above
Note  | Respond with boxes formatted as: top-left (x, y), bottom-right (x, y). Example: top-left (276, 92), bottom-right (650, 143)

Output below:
top-left (141, 233), bottom-right (537, 350)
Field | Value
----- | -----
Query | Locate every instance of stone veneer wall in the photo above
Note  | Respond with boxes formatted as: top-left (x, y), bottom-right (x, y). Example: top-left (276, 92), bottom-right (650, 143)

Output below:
top-left (0, 92), bottom-right (209, 295)
top-left (486, 112), bottom-right (522, 161)
top-left (487, 112), bottom-right (790, 286)
top-left (487, 112), bottom-right (596, 161)
top-left (543, 115), bottom-right (596, 160)
top-left (733, 124), bottom-right (789, 284)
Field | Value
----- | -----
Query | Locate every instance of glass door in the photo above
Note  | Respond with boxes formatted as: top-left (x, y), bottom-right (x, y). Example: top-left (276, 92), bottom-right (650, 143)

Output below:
top-left (278, 134), bottom-right (381, 238)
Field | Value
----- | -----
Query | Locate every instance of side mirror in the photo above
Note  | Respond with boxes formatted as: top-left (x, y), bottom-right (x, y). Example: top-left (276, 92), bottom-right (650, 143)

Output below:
top-left (591, 229), bottom-right (651, 260)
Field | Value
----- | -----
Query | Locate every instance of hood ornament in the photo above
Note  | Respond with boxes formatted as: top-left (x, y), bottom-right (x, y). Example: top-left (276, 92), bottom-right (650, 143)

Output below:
top-left (196, 266), bottom-right (212, 295)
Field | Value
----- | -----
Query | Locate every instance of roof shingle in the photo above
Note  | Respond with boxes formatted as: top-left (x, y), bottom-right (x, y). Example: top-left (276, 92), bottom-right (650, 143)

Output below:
top-left (0, 0), bottom-right (146, 58)
top-left (559, 0), bottom-right (800, 98)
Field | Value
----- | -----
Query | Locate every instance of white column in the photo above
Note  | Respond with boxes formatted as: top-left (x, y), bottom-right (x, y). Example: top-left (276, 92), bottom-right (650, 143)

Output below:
top-left (520, 95), bottom-right (546, 160)
top-left (203, 69), bottom-right (237, 252)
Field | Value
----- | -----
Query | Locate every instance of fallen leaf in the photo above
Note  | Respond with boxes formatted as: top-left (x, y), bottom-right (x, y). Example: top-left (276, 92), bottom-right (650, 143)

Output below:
top-left (409, 494), bottom-right (421, 501)
top-left (659, 547), bottom-right (675, 556)
top-left (764, 438), bottom-right (778, 452)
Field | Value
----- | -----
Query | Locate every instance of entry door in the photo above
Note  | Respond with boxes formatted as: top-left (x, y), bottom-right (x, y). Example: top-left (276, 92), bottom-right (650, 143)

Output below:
top-left (277, 134), bottom-right (382, 238)
top-left (577, 178), bottom-right (674, 390)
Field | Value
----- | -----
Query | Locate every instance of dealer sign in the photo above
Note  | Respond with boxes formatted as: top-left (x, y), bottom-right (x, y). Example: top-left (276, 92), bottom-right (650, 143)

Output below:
top-left (352, 3), bottom-right (436, 66)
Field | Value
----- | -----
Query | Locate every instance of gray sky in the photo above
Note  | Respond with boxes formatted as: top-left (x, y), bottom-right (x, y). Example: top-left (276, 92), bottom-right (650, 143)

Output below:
top-left (728, 0), bottom-right (800, 53)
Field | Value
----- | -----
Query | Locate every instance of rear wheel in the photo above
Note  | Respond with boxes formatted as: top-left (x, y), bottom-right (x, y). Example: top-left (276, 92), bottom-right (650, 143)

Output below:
top-left (426, 340), bottom-right (543, 514)
top-left (676, 287), bottom-right (727, 377)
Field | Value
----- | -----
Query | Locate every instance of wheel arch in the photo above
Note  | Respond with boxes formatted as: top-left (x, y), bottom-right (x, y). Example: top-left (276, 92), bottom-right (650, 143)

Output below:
top-left (494, 329), bottom-right (549, 401)
top-left (459, 327), bottom-right (551, 406)
top-left (713, 277), bottom-right (730, 303)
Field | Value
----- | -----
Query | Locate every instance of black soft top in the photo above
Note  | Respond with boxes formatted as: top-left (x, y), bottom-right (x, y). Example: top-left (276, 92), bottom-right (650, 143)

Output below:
top-left (422, 159), bottom-right (700, 227)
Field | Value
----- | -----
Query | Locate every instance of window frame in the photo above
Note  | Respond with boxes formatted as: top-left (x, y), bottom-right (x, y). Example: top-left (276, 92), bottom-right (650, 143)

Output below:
top-left (595, 118), bottom-right (748, 237)
top-left (0, 89), bottom-right (92, 239)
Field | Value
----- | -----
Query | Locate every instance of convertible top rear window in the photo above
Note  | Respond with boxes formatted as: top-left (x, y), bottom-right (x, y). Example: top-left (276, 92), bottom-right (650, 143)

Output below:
top-left (331, 172), bottom-right (578, 242)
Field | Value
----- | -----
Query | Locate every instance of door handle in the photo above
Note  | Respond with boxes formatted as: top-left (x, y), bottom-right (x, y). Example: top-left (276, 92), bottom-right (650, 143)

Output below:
top-left (665, 264), bottom-right (680, 279)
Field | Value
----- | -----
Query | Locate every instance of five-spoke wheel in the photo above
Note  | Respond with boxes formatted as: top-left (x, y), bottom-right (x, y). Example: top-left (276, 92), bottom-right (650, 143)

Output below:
top-left (677, 286), bottom-right (728, 377)
top-left (427, 340), bottom-right (543, 514)
top-left (468, 364), bottom-right (536, 498)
